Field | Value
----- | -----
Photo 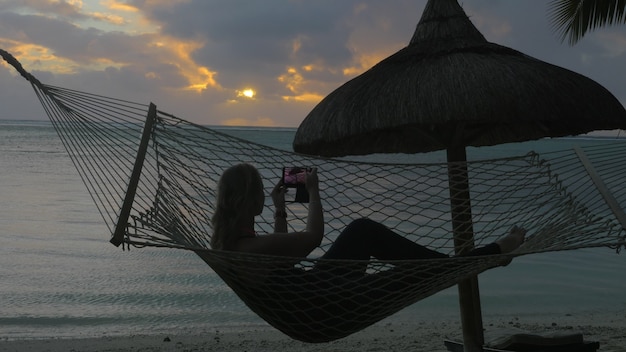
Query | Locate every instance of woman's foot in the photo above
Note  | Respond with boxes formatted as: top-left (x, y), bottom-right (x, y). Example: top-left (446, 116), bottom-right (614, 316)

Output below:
top-left (496, 225), bottom-right (526, 254)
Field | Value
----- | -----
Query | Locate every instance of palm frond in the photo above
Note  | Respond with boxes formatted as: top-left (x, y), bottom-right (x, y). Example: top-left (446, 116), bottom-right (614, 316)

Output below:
top-left (548, 0), bottom-right (626, 45)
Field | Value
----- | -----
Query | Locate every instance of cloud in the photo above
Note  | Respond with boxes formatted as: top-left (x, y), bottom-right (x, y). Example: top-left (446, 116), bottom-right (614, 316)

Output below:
top-left (132, 1), bottom-right (426, 100)
top-left (0, 0), bottom-right (128, 25)
top-left (1, 1), bottom-right (625, 127)
top-left (138, 1), bottom-right (357, 92)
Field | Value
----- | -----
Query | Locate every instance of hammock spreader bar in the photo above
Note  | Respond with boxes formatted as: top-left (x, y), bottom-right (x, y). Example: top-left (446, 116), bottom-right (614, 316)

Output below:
top-left (111, 103), bottom-right (157, 247)
top-left (575, 146), bottom-right (626, 231)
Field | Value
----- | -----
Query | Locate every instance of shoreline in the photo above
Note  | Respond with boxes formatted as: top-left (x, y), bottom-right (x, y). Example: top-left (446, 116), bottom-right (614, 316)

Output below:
top-left (2, 312), bottom-right (624, 352)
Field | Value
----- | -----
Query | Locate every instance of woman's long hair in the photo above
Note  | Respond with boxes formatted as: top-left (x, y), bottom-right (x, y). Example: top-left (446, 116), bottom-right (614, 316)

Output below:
top-left (211, 163), bottom-right (263, 250)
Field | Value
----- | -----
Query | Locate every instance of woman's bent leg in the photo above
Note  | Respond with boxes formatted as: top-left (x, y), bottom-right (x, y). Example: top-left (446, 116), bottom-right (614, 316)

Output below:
top-left (321, 218), bottom-right (448, 261)
top-left (321, 218), bottom-right (523, 260)
top-left (459, 243), bottom-right (500, 256)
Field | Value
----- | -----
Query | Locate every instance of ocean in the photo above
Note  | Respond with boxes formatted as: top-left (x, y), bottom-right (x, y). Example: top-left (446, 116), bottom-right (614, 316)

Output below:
top-left (0, 119), bottom-right (624, 340)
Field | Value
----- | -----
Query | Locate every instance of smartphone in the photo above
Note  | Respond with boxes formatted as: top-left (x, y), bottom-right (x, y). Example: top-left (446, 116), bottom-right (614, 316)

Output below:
top-left (282, 167), bottom-right (310, 203)
top-left (282, 167), bottom-right (308, 188)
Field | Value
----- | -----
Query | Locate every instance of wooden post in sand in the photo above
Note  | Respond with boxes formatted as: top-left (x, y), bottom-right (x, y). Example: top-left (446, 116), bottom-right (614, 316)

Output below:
top-left (447, 145), bottom-right (484, 352)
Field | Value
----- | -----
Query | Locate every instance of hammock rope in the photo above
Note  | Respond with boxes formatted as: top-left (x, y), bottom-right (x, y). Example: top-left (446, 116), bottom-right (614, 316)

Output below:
top-left (3, 49), bottom-right (625, 343)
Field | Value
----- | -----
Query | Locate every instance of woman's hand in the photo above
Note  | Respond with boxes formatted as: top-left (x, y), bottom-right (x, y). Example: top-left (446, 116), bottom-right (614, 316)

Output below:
top-left (271, 179), bottom-right (288, 233)
top-left (304, 167), bottom-right (324, 243)
top-left (304, 167), bottom-right (319, 194)
top-left (271, 179), bottom-right (287, 210)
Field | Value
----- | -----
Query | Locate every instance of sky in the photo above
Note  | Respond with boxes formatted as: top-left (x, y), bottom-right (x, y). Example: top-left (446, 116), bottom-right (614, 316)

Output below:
top-left (0, 0), bottom-right (625, 128)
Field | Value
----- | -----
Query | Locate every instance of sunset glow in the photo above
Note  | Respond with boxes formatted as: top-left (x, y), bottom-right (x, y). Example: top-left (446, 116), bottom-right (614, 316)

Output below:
top-left (239, 89), bottom-right (256, 99)
top-left (1, 1), bottom-right (624, 128)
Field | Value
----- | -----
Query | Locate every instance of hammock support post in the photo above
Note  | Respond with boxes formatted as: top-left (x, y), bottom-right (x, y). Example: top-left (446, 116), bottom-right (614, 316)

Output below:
top-left (111, 102), bottom-right (157, 246)
top-left (447, 145), bottom-right (484, 352)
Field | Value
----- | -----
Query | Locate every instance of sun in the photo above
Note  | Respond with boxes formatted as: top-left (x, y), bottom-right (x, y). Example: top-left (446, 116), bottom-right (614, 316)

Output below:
top-left (238, 88), bottom-right (256, 99)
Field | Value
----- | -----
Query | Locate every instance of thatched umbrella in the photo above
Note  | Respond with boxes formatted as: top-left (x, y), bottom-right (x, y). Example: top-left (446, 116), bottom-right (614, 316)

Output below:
top-left (294, 1), bottom-right (626, 156)
top-left (293, 0), bottom-right (626, 350)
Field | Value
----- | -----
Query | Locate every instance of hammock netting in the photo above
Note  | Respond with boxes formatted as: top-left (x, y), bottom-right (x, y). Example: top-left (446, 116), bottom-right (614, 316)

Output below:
top-left (3, 49), bottom-right (625, 343)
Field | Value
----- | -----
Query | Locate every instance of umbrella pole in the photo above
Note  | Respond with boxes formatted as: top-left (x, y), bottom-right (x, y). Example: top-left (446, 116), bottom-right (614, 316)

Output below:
top-left (447, 146), bottom-right (484, 352)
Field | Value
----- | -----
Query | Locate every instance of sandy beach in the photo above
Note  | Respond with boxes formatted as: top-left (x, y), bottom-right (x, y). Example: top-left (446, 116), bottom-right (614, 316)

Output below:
top-left (2, 311), bottom-right (624, 352)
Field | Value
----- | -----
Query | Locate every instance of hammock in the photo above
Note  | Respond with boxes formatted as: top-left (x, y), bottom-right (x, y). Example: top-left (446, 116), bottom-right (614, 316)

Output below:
top-left (3, 49), bottom-right (625, 343)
